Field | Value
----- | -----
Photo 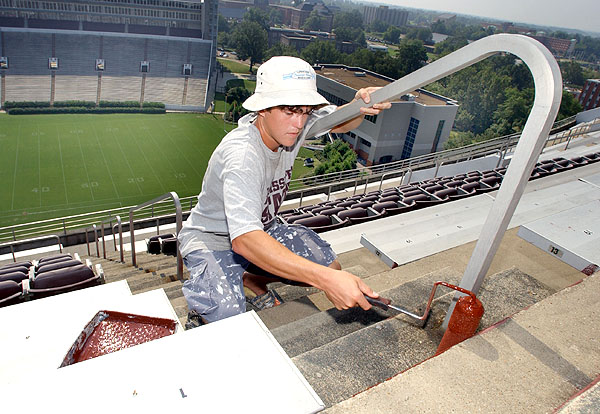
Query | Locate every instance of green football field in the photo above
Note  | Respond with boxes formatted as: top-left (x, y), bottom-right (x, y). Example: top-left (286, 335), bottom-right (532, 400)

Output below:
top-left (0, 113), bottom-right (234, 228)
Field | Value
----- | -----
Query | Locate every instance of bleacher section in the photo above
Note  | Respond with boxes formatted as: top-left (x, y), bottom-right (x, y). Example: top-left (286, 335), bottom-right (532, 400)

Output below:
top-left (0, 28), bottom-right (212, 110)
top-left (281, 153), bottom-right (600, 233)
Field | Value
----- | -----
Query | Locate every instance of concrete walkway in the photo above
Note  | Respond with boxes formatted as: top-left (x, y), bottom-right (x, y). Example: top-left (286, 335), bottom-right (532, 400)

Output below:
top-left (325, 272), bottom-right (600, 413)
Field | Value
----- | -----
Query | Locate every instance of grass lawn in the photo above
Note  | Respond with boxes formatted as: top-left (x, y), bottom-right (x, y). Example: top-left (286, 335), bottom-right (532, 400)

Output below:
top-left (218, 58), bottom-right (255, 74)
top-left (0, 113), bottom-right (234, 228)
top-left (226, 78), bottom-right (256, 91)
top-left (292, 147), bottom-right (321, 179)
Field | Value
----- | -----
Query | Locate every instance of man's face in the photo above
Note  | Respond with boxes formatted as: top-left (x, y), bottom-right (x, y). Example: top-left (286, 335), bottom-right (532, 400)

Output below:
top-left (257, 106), bottom-right (315, 151)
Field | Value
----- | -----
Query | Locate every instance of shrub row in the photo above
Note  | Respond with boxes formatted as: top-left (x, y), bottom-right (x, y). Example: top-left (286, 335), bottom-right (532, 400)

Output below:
top-left (8, 107), bottom-right (166, 115)
top-left (4, 100), bottom-right (165, 110)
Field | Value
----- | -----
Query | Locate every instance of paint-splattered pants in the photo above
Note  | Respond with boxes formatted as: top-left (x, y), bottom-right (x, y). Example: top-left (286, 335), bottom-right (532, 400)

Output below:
top-left (181, 222), bottom-right (337, 323)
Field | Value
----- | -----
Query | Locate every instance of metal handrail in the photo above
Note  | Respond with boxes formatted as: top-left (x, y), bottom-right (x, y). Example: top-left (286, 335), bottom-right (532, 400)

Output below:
top-left (0, 235), bottom-right (62, 263)
top-left (304, 34), bottom-right (562, 329)
top-left (129, 192), bottom-right (183, 281)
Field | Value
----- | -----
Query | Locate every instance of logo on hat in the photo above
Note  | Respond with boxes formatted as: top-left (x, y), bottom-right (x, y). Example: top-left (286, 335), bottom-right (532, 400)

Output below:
top-left (282, 70), bottom-right (315, 81)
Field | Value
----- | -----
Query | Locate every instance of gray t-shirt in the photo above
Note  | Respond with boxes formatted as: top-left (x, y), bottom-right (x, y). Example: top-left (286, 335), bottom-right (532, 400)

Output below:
top-left (178, 105), bottom-right (336, 256)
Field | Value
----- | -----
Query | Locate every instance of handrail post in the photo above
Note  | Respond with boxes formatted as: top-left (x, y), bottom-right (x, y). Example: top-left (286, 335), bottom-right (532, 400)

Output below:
top-left (116, 216), bottom-right (124, 263)
top-left (101, 222), bottom-right (106, 259)
top-left (11, 245), bottom-right (15, 263)
top-left (86, 228), bottom-right (90, 256)
top-left (93, 224), bottom-right (99, 258)
top-left (129, 210), bottom-right (137, 267)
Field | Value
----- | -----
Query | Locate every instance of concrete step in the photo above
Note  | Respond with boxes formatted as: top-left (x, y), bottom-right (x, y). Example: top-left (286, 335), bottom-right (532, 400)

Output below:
top-left (556, 377), bottom-right (600, 413)
top-left (292, 266), bottom-right (556, 408)
top-left (270, 267), bottom-right (461, 358)
top-left (324, 272), bottom-right (599, 414)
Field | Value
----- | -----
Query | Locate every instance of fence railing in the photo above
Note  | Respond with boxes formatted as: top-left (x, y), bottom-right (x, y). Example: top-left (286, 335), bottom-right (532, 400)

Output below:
top-left (85, 215), bottom-right (124, 263)
top-left (0, 235), bottom-right (62, 263)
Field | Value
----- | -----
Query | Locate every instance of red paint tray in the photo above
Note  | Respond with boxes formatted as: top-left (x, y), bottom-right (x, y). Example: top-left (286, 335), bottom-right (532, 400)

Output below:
top-left (60, 310), bottom-right (177, 367)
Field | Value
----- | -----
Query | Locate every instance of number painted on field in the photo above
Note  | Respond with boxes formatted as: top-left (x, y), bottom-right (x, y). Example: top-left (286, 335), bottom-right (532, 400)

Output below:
top-left (32, 187), bottom-right (50, 193)
top-left (31, 132), bottom-right (45, 136)
top-left (70, 130), bottom-right (84, 134)
top-left (128, 177), bottom-right (144, 183)
top-left (81, 182), bottom-right (99, 188)
top-left (174, 173), bottom-right (187, 179)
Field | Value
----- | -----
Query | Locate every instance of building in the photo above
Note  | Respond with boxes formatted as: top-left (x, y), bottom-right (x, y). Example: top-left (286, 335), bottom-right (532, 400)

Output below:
top-left (270, 0), bottom-right (333, 33)
top-left (362, 5), bottom-right (408, 28)
top-left (0, 0), bottom-right (215, 40)
top-left (315, 64), bottom-right (458, 165)
top-left (579, 79), bottom-right (600, 111)
top-left (0, 0), bottom-right (218, 111)
top-left (530, 35), bottom-right (576, 58)
top-left (267, 27), bottom-right (333, 50)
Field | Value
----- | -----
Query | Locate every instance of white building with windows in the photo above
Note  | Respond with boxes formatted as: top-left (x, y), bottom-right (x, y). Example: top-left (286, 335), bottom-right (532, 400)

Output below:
top-left (315, 64), bottom-right (458, 165)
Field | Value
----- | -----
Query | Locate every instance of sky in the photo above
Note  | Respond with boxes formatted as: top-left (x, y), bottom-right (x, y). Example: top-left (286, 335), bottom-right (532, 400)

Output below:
top-left (362, 0), bottom-right (600, 35)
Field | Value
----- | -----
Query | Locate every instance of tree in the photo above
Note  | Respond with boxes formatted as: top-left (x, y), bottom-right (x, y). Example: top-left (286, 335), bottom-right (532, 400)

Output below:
top-left (383, 26), bottom-right (402, 44)
top-left (225, 87), bottom-right (251, 122)
top-left (368, 20), bottom-right (389, 34)
top-left (232, 21), bottom-right (268, 72)
top-left (557, 90), bottom-right (582, 120)
top-left (218, 15), bottom-right (231, 33)
top-left (333, 10), bottom-right (365, 46)
top-left (264, 43), bottom-right (299, 61)
top-left (395, 40), bottom-right (427, 77)
top-left (244, 7), bottom-right (270, 31)
top-left (301, 40), bottom-right (341, 65)
top-left (560, 61), bottom-right (584, 87)
top-left (406, 27), bottom-right (432, 43)
top-left (314, 140), bottom-right (357, 176)
top-left (303, 10), bottom-right (325, 31)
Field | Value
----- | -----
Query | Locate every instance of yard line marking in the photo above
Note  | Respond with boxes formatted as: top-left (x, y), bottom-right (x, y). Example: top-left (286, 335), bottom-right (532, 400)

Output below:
top-left (10, 123), bottom-right (21, 211)
top-left (154, 121), bottom-right (204, 183)
top-left (91, 122), bottom-right (120, 199)
top-left (76, 129), bottom-right (95, 201)
top-left (56, 126), bottom-right (70, 205)
top-left (124, 122), bottom-right (167, 194)
top-left (112, 124), bottom-right (143, 195)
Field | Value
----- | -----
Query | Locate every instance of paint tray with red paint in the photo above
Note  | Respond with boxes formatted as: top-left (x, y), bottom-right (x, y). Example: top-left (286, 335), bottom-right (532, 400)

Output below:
top-left (60, 310), bottom-right (178, 367)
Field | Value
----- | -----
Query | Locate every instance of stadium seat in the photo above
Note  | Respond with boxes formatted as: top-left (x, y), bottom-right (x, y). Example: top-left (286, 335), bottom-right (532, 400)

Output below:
top-left (480, 177), bottom-right (501, 191)
top-left (294, 215), bottom-right (348, 233)
top-left (336, 207), bottom-right (384, 224)
top-left (0, 271), bottom-right (29, 284)
top-left (319, 207), bottom-right (347, 217)
top-left (29, 264), bottom-right (101, 294)
top-left (444, 180), bottom-right (464, 188)
top-left (554, 159), bottom-right (575, 171)
top-left (352, 201), bottom-right (375, 209)
top-left (160, 237), bottom-right (178, 257)
top-left (459, 182), bottom-right (482, 195)
top-left (402, 194), bottom-right (432, 209)
top-left (434, 188), bottom-right (459, 200)
top-left (311, 205), bottom-right (336, 215)
top-left (0, 261), bottom-right (32, 271)
top-left (146, 234), bottom-right (174, 255)
top-left (421, 184), bottom-right (444, 194)
top-left (38, 254), bottom-right (72, 264)
top-left (378, 194), bottom-right (400, 203)
top-left (570, 156), bottom-right (589, 166)
top-left (0, 266), bottom-right (29, 276)
top-left (584, 153), bottom-right (600, 163)
top-left (0, 280), bottom-right (22, 306)
top-left (37, 259), bottom-right (82, 274)
top-left (360, 195), bottom-right (379, 203)
top-left (463, 176), bottom-right (481, 183)
top-left (285, 213), bottom-right (314, 224)
top-left (337, 199), bottom-right (358, 208)
top-left (401, 189), bottom-right (422, 198)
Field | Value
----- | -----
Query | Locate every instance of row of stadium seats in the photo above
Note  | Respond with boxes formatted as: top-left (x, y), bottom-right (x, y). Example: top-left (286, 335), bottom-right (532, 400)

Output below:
top-left (0, 254), bottom-right (104, 307)
top-left (146, 234), bottom-right (177, 257)
top-left (279, 152), bottom-right (600, 233)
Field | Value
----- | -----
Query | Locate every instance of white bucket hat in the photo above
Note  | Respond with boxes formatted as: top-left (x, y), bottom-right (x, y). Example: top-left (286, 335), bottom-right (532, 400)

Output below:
top-left (242, 56), bottom-right (329, 112)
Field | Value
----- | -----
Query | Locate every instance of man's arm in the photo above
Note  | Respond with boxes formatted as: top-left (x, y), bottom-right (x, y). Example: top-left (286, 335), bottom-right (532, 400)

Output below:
top-left (331, 87), bottom-right (391, 134)
top-left (231, 230), bottom-right (378, 310)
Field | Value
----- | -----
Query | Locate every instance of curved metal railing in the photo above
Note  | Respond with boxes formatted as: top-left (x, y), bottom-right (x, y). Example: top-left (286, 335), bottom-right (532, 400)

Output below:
top-left (0, 235), bottom-right (62, 263)
top-left (129, 192), bottom-right (184, 281)
top-left (304, 34), bottom-right (562, 327)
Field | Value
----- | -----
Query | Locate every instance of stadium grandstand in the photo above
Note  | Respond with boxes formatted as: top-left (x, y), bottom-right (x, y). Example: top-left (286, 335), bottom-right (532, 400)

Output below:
top-left (0, 32), bottom-right (599, 413)
top-left (0, 0), bottom-right (217, 110)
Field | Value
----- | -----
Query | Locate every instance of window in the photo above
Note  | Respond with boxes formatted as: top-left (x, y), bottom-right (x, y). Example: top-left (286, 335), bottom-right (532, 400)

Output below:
top-left (430, 120), bottom-right (445, 153)
top-left (48, 57), bottom-right (58, 70)
top-left (365, 114), bottom-right (377, 124)
top-left (0, 57), bottom-right (7, 70)
top-left (182, 63), bottom-right (192, 75)
top-left (359, 137), bottom-right (371, 147)
top-left (140, 61), bottom-right (149, 72)
top-left (401, 117), bottom-right (419, 159)
top-left (96, 59), bottom-right (105, 71)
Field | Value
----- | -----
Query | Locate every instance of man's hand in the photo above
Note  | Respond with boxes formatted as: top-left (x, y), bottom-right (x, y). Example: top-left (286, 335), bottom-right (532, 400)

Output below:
top-left (318, 267), bottom-right (379, 311)
top-left (353, 87), bottom-right (392, 116)
top-left (331, 86), bottom-right (391, 133)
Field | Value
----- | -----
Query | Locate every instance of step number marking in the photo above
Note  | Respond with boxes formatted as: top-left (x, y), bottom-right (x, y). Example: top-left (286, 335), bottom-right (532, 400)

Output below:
top-left (548, 244), bottom-right (563, 258)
